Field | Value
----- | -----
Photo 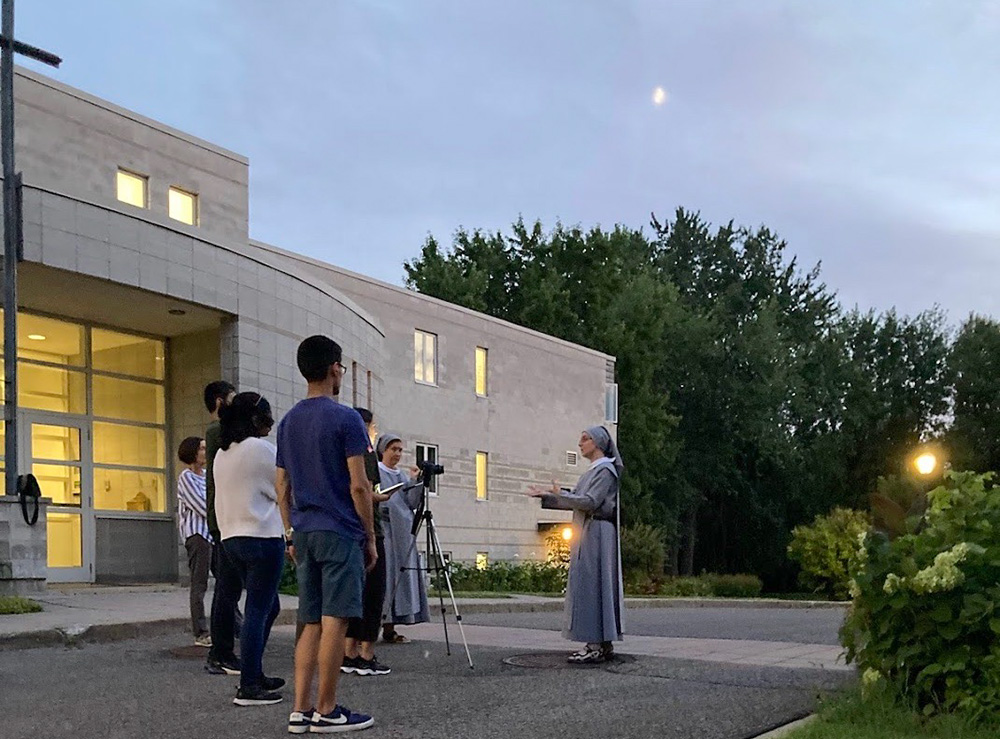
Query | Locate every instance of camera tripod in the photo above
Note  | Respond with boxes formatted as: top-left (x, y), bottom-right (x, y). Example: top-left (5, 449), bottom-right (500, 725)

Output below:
top-left (389, 473), bottom-right (474, 669)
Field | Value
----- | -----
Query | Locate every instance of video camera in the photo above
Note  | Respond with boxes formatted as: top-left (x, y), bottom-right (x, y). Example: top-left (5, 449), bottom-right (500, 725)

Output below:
top-left (419, 460), bottom-right (445, 477)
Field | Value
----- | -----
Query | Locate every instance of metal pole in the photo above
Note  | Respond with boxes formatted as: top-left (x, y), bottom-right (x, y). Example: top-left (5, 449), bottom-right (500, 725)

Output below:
top-left (2, 0), bottom-right (18, 500)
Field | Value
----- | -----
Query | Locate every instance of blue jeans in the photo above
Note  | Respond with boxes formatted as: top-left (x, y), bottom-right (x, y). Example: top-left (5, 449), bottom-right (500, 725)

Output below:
top-left (223, 537), bottom-right (283, 689)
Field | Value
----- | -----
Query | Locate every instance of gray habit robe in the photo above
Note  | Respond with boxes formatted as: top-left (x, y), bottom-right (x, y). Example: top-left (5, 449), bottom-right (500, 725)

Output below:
top-left (379, 462), bottom-right (430, 625)
top-left (541, 457), bottom-right (625, 643)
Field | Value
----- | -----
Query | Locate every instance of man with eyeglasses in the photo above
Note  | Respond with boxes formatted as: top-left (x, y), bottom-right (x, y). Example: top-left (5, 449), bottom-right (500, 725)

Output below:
top-left (277, 336), bottom-right (378, 733)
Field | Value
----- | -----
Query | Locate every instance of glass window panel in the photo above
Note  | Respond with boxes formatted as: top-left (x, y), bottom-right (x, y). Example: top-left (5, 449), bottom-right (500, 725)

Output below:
top-left (47, 512), bottom-right (83, 568)
top-left (416, 443), bottom-right (438, 494)
top-left (94, 468), bottom-right (166, 512)
top-left (19, 363), bottom-right (87, 414)
top-left (476, 451), bottom-right (488, 501)
top-left (93, 376), bottom-right (165, 424)
top-left (17, 314), bottom-right (85, 365)
top-left (0, 420), bottom-right (5, 459)
top-left (413, 331), bottom-right (423, 382)
top-left (116, 170), bottom-right (147, 208)
top-left (91, 328), bottom-right (165, 380)
top-left (424, 335), bottom-right (436, 384)
top-left (475, 347), bottom-right (488, 396)
top-left (168, 187), bottom-right (197, 225)
top-left (31, 424), bottom-right (81, 462)
top-left (33, 463), bottom-right (82, 505)
top-left (93, 422), bottom-right (165, 469)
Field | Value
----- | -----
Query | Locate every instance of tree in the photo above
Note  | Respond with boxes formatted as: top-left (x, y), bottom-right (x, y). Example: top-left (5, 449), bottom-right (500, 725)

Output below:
top-left (948, 315), bottom-right (1000, 473)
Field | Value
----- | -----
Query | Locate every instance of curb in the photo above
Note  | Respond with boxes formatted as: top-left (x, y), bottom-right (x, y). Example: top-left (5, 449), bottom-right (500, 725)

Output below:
top-left (752, 714), bottom-right (816, 738)
top-left (0, 596), bottom-right (846, 650)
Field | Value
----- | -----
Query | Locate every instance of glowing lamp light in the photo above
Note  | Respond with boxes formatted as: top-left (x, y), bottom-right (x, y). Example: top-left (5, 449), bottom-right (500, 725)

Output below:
top-left (27, 334), bottom-right (46, 341)
top-left (561, 526), bottom-right (573, 542)
top-left (914, 452), bottom-right (938, 476)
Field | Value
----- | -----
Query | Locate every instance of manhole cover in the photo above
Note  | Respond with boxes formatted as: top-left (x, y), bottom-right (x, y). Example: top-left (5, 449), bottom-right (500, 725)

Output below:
top-left (503, 652), bottom-right (636, 670)
top-left (168, 645), bottom-right (210, 660)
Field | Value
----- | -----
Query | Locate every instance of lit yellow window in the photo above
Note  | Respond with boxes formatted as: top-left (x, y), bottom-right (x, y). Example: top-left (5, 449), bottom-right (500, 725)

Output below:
top-left (116, 170), bottom-right (147, 208)
top-left (168, 186), bottom-right (198, 225)
top-left (475, 346), bottom-right (488, 396)
top-left (476, 451), bottom-right (488, 500)
top-left (475, 552), bottom-right (489, 570)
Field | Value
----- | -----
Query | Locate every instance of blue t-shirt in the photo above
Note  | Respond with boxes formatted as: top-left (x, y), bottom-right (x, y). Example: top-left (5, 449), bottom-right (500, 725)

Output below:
top-left (276, 396), bottom-right (370, 541)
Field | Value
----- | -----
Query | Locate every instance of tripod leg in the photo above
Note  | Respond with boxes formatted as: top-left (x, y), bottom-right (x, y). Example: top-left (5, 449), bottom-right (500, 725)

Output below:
top-left (427, 515), bottom-right (451, 655)
top-left (427, 517), bottom-right (475, 669)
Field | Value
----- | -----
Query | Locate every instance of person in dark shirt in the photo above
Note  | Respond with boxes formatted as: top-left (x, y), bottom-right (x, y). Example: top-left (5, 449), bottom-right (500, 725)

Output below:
top-left (342, 408), bottom-right (396, 676)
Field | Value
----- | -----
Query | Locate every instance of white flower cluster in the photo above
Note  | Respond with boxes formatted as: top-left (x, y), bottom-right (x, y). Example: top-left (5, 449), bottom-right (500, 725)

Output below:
top-left (849, 578), bottom-right (862, 599)
top-left (879, 543), bottom-right (975, 596)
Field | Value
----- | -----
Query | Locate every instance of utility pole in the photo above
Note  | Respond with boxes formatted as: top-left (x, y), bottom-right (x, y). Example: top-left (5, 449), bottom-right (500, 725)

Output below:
top-left (1, 0), bottom-right (61, 498)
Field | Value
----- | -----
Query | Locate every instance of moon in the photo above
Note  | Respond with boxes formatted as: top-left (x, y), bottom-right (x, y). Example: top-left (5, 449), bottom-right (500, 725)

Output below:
top-left (652, 86), bottom-right (668, 106)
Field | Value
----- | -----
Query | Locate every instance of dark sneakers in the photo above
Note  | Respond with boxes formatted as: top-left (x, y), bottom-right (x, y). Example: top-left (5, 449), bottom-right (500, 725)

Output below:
top-left (288, 709), bottom-right (316, 734)
top-left (309, 705), bottom-right (374, 732)
top-left (354, 656), bottom-right (391, 676)
top-left (340, 656), bottom-right (361, 675)
top-left (262, 675), bottom-right (286, 691)
top-left (205, 656), bottom-right (241, 675)
top-left (233, 685), bottom-right (283, 706)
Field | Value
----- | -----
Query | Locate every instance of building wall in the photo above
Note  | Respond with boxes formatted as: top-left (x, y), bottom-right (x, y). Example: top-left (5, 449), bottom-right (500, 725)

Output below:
top-left (248, 244), bottom-right (615, 563)
top-left (14, 67), bottom-right (250, 243)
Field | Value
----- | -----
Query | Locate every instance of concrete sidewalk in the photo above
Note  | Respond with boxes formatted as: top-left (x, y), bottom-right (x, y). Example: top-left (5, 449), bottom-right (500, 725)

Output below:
top-left (0, 584), bottom-right (846, 650)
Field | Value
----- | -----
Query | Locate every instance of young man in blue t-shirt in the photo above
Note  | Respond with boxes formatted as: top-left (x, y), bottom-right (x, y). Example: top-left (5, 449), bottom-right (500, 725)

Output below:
top-left (277, 335), bottom-right (377, 733)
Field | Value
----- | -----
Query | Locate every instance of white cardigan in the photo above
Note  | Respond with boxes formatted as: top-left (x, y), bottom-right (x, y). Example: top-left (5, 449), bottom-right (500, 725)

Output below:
top-left (213, 437), bottom-right (284, 540)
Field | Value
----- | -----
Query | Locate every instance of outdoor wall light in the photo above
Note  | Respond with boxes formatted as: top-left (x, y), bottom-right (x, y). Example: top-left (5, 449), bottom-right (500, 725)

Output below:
top-left (561, 526), bottom-right (573, 541)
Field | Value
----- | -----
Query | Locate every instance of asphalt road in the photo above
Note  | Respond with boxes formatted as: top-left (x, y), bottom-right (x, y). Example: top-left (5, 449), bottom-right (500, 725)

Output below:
top-left (460, 607), bottom-right (847, 646)
top-left (1, 624), bottom-right (851, 739)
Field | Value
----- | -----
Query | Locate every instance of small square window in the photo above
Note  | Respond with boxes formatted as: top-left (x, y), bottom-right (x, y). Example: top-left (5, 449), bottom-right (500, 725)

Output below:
top-left (475, 347), bottom-right (488, 396)
top-left (475, 552), bottom-right (489, 570)
top-left (414, 330), bottom-right (437, 385)
top-left (168, 186), bottom-right (198, 225)
top-left (416, 443), bottom-right (439, 495)
top-left (116, 170), bottom-right (147, 208)
top-left (476, 451), bottom-right (488, 501)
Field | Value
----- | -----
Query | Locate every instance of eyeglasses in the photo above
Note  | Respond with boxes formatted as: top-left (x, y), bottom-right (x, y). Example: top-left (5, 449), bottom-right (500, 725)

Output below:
top-left (335, 362), bottom-right (347, 376)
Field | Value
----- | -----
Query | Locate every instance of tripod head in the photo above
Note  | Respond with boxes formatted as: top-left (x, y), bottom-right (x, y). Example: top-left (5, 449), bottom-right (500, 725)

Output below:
top-left (411, 461), bottom-right (446, 536)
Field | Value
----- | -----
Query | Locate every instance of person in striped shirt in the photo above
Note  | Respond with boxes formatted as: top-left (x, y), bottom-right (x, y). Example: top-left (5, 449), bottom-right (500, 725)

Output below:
top-left (178, 436), bottom-right (213, 647)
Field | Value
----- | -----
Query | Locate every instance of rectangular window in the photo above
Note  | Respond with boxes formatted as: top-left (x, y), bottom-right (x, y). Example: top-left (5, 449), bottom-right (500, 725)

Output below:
top-left (414, 330), bottom-right (437, 385)
top-left (351, 361), bottom-right (358, 406)
top-left (168, 186), bottom-right (198, 225)
top-left (415, 443), bottom-right (438, 494)
top-left (605, 383), bottom-right (619, 424)
top-left (116, 169), bottom-right (147, 208)
top-left (476, 451), bottom-right (488, 501)
top-left (475, 552), bottom-right (489, 570)
top-left (366, 370), bottom-right (373, 408)
top-left (475, 346), bottom-right (488, 396)
top-left (92, 329), bottom-right (165, 380)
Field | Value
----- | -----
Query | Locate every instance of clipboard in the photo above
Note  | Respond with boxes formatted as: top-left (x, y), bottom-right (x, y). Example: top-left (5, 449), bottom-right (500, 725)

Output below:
top-left (379, 482), bottom-right (406, 496)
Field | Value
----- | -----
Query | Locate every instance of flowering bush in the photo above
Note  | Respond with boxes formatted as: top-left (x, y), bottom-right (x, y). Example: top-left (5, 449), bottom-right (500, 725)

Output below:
top-left (842, 471), bottom-right (1000, 721)
top-left (787, 507), bottom-right (872, 600)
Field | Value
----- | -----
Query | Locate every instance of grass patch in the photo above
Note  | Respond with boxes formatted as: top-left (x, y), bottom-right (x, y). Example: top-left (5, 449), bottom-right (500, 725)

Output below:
top-left (0, 595), bottom-right (43, 615)
top-left (450, 591), bottom-right (514, 599)
top-left (788, 688), bottom-right (999, 739)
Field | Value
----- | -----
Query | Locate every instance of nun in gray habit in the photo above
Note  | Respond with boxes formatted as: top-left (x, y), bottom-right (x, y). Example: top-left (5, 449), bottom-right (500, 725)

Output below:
top-left (529, 425), bottom-right (625, 663)
top-left (376, 433), bottom-right (430, 641)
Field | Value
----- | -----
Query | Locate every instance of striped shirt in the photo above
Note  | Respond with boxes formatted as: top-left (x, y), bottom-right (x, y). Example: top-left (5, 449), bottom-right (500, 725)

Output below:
top-left (177, 468), bottom-right (212, 544)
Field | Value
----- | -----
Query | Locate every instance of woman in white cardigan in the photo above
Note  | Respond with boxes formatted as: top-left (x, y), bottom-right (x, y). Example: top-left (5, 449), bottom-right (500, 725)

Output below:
top-left (214, 392), bottom-right (285, 707)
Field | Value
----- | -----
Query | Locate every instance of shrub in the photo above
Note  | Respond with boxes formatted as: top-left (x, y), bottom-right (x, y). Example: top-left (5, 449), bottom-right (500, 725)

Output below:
top-left (788, 507), bottom-right (871, 600)
top-left (657, 576), bottom-right (713, 597)
top-left (703, 573), bottom-right (763, 598)
top-left (621, 523), bottom-right (666, 580)
top-left (0, 595), bottom-right (42, 615)
top-left (443, 561), bottom-right (567, 594)
top-left (842, 471), bottom-right (1000, 721)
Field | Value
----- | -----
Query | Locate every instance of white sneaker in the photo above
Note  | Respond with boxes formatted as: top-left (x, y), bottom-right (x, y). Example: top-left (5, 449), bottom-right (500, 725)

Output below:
top-left (194, 634), bottom-right (212, 648)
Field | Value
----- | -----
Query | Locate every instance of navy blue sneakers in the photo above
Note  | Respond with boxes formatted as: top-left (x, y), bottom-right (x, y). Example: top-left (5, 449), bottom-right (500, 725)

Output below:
top-left (309, 705), bottom-right (374, 733)
top-left (288, 709), bottom-right (316, 734)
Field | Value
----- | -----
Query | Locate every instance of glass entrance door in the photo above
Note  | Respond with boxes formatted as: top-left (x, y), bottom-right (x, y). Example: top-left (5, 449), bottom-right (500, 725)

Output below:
top-left (22, 413), bottom-right (93, 582)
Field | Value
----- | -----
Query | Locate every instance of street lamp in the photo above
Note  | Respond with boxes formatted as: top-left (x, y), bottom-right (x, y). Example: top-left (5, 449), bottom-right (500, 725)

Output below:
top-left (914, 452), bottom-right (938, 476)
